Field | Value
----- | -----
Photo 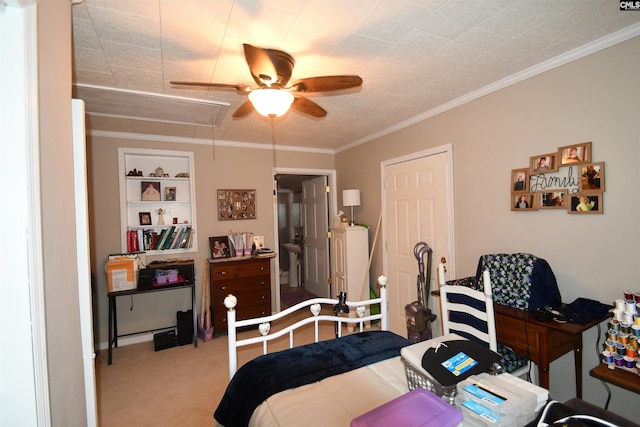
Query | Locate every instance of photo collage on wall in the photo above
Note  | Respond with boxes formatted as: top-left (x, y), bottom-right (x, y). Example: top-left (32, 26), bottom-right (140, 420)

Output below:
top-left (511, 141), bottom-right (605, 214)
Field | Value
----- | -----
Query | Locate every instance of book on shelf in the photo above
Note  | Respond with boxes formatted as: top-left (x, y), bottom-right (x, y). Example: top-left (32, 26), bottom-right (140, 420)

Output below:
top-left (161, 226), bottom-right (177, 250)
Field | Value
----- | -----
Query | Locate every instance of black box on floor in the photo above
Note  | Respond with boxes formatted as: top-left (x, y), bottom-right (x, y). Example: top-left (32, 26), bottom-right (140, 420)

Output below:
top-left (176, 309), bottom-right (193, 346)
top-left (154, 330), bottom-right (178, 351)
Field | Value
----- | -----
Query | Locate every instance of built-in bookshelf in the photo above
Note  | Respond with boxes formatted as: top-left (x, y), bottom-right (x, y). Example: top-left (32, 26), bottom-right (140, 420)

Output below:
top-left (118, 147), bottom-right (197, 255)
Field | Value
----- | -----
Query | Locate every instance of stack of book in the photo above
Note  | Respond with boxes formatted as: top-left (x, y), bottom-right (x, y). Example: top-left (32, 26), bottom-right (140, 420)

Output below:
top-left (126, 225), bottom-right (194, 252)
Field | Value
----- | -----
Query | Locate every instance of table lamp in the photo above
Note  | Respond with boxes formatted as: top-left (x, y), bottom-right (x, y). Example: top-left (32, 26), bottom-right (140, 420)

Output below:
top-left (342, 189), bottom-right (361, 226)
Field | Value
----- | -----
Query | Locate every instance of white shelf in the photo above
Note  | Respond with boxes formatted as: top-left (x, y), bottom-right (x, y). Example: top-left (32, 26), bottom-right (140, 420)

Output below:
top-left (118, 147), bottom-right (197, 255)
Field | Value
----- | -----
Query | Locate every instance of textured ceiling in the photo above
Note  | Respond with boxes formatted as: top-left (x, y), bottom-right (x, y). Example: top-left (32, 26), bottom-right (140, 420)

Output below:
top-left (72, 0), bottom-right (640, 153)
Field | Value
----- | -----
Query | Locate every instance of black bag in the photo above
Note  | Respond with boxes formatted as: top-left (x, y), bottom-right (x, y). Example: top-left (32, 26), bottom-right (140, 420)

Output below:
top-left (421, 340), bottom-right (503, 387)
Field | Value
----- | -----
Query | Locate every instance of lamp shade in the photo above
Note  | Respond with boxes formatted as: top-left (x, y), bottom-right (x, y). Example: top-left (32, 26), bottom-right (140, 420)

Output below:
top-left (342, 189), bottom-right (361, 207)
top-left (248, 89), bottom-right (294, 118)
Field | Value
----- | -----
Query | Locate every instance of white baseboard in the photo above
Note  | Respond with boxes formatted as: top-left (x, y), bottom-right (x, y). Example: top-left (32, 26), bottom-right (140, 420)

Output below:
top-left (96, 328), bottom-right (175, 351)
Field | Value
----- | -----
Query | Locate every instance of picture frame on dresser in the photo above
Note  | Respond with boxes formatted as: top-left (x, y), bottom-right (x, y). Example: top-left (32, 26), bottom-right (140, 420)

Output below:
top-left (209, 236), bottom-right (231, 259)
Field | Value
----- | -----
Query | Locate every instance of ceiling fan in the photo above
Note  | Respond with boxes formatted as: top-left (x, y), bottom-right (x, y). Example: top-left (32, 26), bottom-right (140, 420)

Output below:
top-left (170, 44), bottom-right (363, 119)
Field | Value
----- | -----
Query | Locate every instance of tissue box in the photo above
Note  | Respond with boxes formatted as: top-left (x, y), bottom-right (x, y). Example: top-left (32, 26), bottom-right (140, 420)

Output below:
top-left (155, 269), bottom-right (179, 285)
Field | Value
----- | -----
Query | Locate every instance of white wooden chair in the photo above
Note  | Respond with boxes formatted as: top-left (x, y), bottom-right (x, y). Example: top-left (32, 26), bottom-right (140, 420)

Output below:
top-left (438, 263), bottom-right (534, 382)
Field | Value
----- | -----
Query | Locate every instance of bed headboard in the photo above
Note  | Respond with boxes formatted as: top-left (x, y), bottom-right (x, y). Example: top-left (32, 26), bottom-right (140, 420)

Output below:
top-left (223, 275), bottom-right (389, 378)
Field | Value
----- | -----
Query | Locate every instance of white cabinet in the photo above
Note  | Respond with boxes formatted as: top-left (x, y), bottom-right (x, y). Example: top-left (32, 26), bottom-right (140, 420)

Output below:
top-left (118, 147), bottom-right (197, 255)
top-left (330, 226), bottom-right (369, 302)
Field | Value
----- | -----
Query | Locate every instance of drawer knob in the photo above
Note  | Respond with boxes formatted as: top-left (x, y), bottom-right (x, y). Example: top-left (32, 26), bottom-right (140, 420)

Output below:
top-left (221, 286), bottom-right (226, 290)
top-left (220, 271), bottom-right (226, 275)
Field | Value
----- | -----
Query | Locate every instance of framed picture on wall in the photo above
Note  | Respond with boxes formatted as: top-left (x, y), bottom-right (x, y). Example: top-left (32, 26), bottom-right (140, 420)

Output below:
top-left (530, 153), bottom-right (558, 175)
top-left (511, 168), bottom-right (529, 192)
top-left (558, 141), bottom-right (591, 165)
top-left (538, 190), bottom-right (567, 209)
top-left (578, 162), bottom-right (605, 192)
top-left (217, 189), bottom-right (257, 220)
top-left (164, 186), bottom-right (176, 201)
top-left (568, 193), bottom-right (602, 214)
top-left (511, 193), bottom-right (537, 211)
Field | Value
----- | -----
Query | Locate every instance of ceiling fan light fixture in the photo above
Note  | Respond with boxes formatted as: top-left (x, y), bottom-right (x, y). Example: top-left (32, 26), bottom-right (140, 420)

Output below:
top-left (248, 89), bottom-right (294, 118)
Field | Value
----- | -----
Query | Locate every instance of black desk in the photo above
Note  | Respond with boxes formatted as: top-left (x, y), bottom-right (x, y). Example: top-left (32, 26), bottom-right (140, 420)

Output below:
top-left (108, 275), bottom-right (197, 365)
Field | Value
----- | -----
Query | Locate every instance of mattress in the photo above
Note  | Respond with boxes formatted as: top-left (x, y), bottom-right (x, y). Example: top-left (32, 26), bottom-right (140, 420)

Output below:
top-left (246, 356), bottom-right (408, 427)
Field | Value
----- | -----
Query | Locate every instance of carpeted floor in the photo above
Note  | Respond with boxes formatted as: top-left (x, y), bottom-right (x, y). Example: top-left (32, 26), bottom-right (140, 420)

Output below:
top-left (96, 307), bottom-right (342, 426)
top-left (280, 289), bottom-right (319, 308)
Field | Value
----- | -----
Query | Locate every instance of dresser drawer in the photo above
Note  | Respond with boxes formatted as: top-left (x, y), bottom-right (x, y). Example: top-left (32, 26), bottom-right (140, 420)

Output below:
top-left (211, 276), bottom-right (270, 295)
top-left (210, 259), bottom-right (270, 281)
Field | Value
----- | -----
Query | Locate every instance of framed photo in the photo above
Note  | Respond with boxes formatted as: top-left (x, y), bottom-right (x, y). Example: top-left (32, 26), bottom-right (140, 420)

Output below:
top-left (209, 236), bottom-right (231, 258)
top-left (578, 162), bottom-right (605, 192)
top-left (530, 153), bottom-right (558, 175)
top-left (164, 186), bottom-right (176, 201)
top-left (141, 181), bottom-right (161, 201)
top-left (139, 211), bottom-right (152, 225)
top-left (558, 141), bottom-right (591, 165)
top-left (511, 193), bottom-right (537, 211)
top-left (538, 190), bottom-right (567, 209)
top-left (511, 168), bottom-right (529, 192)
top-left (217, 189), bottom-right (257, 220)
top-left (568, 193), bottom-right (602, 214)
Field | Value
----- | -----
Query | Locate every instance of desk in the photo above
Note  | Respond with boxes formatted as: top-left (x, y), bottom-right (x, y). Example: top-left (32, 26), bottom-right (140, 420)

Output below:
top-left (590, 363), bottom-right (640, 394)
top-left (108, 260), bottom-right (197, 365)
top-left (494, 304), bottom-right (608, 398)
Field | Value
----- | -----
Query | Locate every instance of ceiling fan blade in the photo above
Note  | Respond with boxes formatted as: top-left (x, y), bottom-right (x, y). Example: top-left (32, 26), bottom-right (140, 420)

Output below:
top-left (170, 81), bottom-right (250, 92)
top-left (232, 100), bottom-right (256, 118)
top-left (288, 76), bottom-right (362, 93)
top-left (243, 44), bottom-right (278, 87)
top-left (291, 95), bottom-right (327, 118)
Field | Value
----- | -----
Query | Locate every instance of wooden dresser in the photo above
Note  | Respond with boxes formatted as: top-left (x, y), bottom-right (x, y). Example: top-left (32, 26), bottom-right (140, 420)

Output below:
top-left (209, 257), bottom-right (272, 334)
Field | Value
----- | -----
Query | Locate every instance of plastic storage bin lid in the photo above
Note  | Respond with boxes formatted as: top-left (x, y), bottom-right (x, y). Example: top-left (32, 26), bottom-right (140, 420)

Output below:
top-left (350, 388), bottom-right (462, 427)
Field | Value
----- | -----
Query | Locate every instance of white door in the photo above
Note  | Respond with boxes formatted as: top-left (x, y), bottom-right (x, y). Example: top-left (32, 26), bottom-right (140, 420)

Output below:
top-left (302, 176), bottom-right (330, 297)
top-left (383, 148), bottom-right (454, 337)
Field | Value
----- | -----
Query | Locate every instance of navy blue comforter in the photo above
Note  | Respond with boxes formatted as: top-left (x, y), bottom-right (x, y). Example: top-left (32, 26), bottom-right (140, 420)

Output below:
top-left (214, 330), bottom-right (411, 427)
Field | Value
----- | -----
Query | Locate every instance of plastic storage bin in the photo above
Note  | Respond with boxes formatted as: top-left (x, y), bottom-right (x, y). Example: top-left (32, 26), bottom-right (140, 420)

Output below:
top-left (350, 388), bottom-right (462, 427)
top-left (456, 373), bottom-right (536, 426)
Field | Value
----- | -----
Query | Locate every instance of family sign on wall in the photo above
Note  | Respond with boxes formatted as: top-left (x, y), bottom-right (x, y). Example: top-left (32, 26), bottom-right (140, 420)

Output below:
top-left (511, 141), bottom-right (605, 214)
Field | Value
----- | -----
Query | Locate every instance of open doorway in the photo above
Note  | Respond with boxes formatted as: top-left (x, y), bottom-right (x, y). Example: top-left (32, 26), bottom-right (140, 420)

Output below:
top-left (273, 168), bottom-right (336, 311)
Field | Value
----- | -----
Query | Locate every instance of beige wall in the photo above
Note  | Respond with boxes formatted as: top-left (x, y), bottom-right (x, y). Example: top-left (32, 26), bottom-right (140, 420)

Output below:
top-left (37, 0), bottom-right (87, 425)
top-left (88, 137), bottom-right (334, 344)
top-left (336, 36), bottom-right (640, 418)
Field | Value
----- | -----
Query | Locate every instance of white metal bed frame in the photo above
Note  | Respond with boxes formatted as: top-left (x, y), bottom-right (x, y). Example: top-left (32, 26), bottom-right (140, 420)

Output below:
top-left (223, 275), bottom-right (389, 378)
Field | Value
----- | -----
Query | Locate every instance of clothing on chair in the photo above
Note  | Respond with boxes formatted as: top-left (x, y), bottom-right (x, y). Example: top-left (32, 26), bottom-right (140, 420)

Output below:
top-left (476, 253), bottom-right (562, 311)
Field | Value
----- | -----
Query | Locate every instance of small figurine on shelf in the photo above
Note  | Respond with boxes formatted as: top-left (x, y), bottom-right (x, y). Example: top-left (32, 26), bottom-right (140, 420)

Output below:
top-left (157, 208), bottom-right (165, 225)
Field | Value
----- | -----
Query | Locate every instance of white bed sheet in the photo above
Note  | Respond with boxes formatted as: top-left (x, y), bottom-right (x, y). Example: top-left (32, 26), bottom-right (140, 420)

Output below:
top-left (247, 356), bottom-right (409, 427)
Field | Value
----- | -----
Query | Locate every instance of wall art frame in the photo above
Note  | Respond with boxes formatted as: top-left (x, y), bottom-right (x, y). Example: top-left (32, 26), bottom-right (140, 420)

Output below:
top-left (538, 190), bottom-right (567, 209)
top-left (558, 141), bottom-right (591, 165)
top-left (568, 193), bottom-right (602, 214)
top-left (578, 162), bottom-right (605, 192)
top-left (217, 189), bottom-right (257, 220)
top-left (512, 193), bottom-right (537, 211)
top-left (512, 168), bottom-right (529, 193)
top-left (530, 153), bottom-right (558, 175)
